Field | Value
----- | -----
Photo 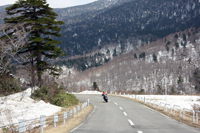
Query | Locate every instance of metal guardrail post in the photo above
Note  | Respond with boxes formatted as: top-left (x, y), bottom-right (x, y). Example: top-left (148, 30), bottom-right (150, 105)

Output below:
top-left (183, 108), bottom-right (195, 122)
top-left (63, 112), bottom-right (67, 124)
top-left (19, 119), bottom-right (26, 133)
top-left (78, 106), bottom-right (80, 113)
top-left (160, 102), bottom-right (165, 110)
top-left (40, 115), bottom-right (46, 133)
top-left (165, 104), bottom-right (172, 113)
top-left (54, 114), bottom-right (58, 127)
top-left (69, 110), bottom-right (72, 120)
top-left (74, 107), bottom-right (76, 116)
top-left (173, 105), bottom-right (181, 117)
top-left (153, 101), bottom-right (157, 108)
top-left (196, 111), bottom-right (200, 124)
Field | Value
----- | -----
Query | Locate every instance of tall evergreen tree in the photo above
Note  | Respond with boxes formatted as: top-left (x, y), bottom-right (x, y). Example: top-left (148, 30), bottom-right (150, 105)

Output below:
top-left (93, 82), bottom-right (99, 91)
top-left (153, 53), bottom-right (157, 62)
top-left (134, 53), bottom-right (137, 59)
top-left (4, 0), bottom-right (66, 85)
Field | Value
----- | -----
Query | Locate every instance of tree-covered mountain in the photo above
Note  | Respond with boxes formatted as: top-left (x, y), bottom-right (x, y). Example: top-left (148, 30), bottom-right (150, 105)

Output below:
top-left (0, 0), bottom-right (131, 25)
top-left (1, 0), bottom-right (200, 71)
top-left (58, 0), bottom-right (200, 57)
top-left (56, 27), bottom-right (200, 94)
top-left (54, 0), bottom-right (132, 24)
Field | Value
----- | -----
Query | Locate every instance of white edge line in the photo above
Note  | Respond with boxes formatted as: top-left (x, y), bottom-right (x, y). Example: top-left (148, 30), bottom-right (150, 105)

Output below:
top-left (137, 131), bottom-right (143, 133)
top-left (142, 105), bottom-right (155, 112)
top-left (70, 105), bottom-right (96, 132)
top-left (142, 105), bottom-right (172, 119)
top-left (159, 112), bottom-right (171, 119)
top-left (123, 112), bottom-right (127, 116)
top-left (128, 119), bottom-right (134, 126)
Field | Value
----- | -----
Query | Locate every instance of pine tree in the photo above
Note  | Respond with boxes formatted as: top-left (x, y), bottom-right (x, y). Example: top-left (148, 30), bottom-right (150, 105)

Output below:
top-left (93, 82), bottom-right (99, 91)
top-left (153, 53), bottom-right (157, 62)
top-left (183, 33), bottom-right (186, 41)
top-left (4, 0), bottom-right (66, 85)
top-left (142, 52), bottom-right (146, 60)
top-left (113, 48), bottom-right (117, 56)
top-left (134, 53), bottom-right (137, 59)
top-left (174, 34), bottom-right (178, 38)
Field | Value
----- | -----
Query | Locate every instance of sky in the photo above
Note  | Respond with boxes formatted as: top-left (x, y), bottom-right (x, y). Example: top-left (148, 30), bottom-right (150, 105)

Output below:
top-left (0, 0), bottom-right (98, 8)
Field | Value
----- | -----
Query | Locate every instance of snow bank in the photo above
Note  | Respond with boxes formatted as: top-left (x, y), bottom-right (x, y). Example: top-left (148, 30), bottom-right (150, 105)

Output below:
top-left (125, 94), bottom-right (200, 110)
top-left (0, 88), bottom-right (61, 126)
top-left (74, 90), bottom-right (102, 94)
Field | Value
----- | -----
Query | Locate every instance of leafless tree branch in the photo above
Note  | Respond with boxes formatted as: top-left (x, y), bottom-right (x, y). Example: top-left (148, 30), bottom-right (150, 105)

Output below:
top-left (0, 23), bottom-right (30, 75)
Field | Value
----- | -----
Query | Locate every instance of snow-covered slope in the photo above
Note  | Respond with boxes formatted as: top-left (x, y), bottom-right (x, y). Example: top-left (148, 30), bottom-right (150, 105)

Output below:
top-left (0, 88), bottom-right (61, 126)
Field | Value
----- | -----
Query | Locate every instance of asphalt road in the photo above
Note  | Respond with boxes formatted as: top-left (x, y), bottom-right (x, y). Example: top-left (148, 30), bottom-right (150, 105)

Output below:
top-left (71, 95), bottom-right (200, 133)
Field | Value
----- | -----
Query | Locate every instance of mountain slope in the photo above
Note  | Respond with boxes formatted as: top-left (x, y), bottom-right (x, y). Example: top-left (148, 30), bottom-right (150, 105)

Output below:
top-left (59, 0), bottom-right (200, 57)
top-left (54, 0), bottom-right (132, 25)
top-left (57, 27), bottom-right (200, 94)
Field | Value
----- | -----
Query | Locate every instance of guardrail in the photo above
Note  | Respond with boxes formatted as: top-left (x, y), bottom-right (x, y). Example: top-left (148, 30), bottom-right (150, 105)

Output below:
top-left (0, 100), bottom-right (89, 133)
top-left (196, 111), bottom-right (200, 124)
top-left (159, 102), bottom-right (165, 110)
top-left (153, 101), bottom-right (159, 108)
top-left (165, 104), bottom-right (172, 114)
top-left (183, 108), bottom-right (195, 123)
top-left (173, 105), bottom-right (182, 117)
top-left (113, 92), bottom-right (199, 125)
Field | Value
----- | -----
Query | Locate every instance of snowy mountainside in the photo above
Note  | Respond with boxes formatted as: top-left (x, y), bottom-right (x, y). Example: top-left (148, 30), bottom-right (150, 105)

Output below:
top-left (56, 27), bottom-right (200, 95)
top-left (54, 0), bottom-right (131, 21)
top-left (59, 0), bottom-right (200, 58)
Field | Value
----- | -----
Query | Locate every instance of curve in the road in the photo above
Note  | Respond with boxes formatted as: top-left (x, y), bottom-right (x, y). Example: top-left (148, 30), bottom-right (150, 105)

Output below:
top-left (72, 95), bottom-right (200, 133)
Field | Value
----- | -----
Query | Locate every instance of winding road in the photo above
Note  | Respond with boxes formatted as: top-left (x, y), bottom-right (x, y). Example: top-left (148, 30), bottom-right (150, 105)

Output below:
top-left (71, 95), bottom-right (200, 133)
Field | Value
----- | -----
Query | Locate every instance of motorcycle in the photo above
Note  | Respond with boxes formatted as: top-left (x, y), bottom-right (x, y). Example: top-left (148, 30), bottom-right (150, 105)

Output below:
top-left (102, 94), bottom-right (108, 102)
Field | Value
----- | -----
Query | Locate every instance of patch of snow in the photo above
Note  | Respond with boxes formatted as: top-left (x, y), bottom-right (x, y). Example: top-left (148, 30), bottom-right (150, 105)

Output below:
top-left (0, 87), bottom-right (61, 126)
top-left (192, 3), bottom-right (196, 10)
top-left (125, 94), bottom-right (200, 110)
top-left (73, 90), bottom-right (102, 95)
top-left (73, 33), bottom-right (77, 37)
top-left (98, 38), bottom-right (101, 46)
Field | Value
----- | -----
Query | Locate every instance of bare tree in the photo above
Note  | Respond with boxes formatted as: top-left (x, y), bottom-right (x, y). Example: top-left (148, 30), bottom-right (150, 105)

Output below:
top-left (0, 23), bottom-right (29, 75)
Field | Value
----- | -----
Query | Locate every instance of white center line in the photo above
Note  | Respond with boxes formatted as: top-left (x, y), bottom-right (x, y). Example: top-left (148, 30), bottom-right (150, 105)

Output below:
top-left (128, 119), bottom-right (134, 126)
top-left (123, 112), bottom-right (127, 116)
top-left (114, 102), bottom-right (118, 105)
top-left (137, 131), bottom-right (143, 133)
top-left (119, 107), bottom-right (123, 110)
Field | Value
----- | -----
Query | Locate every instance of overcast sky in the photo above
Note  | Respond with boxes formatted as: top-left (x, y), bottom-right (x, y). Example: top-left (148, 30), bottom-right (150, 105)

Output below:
top-left (0, 0), bottom-right (98, 8)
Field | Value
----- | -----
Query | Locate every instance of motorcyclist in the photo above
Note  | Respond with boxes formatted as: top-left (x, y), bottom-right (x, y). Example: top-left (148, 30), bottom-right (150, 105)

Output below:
top-left (102, 91), bottom-right (107, 97)
top-left (102, 91), bottom-right (108, 102)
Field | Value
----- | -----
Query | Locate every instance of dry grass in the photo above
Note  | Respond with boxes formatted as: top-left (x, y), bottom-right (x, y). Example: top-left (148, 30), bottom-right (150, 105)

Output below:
top-left (44, 104), bottom-right (93, 133)
top-left (112, 95), bottom-right (200, 129)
